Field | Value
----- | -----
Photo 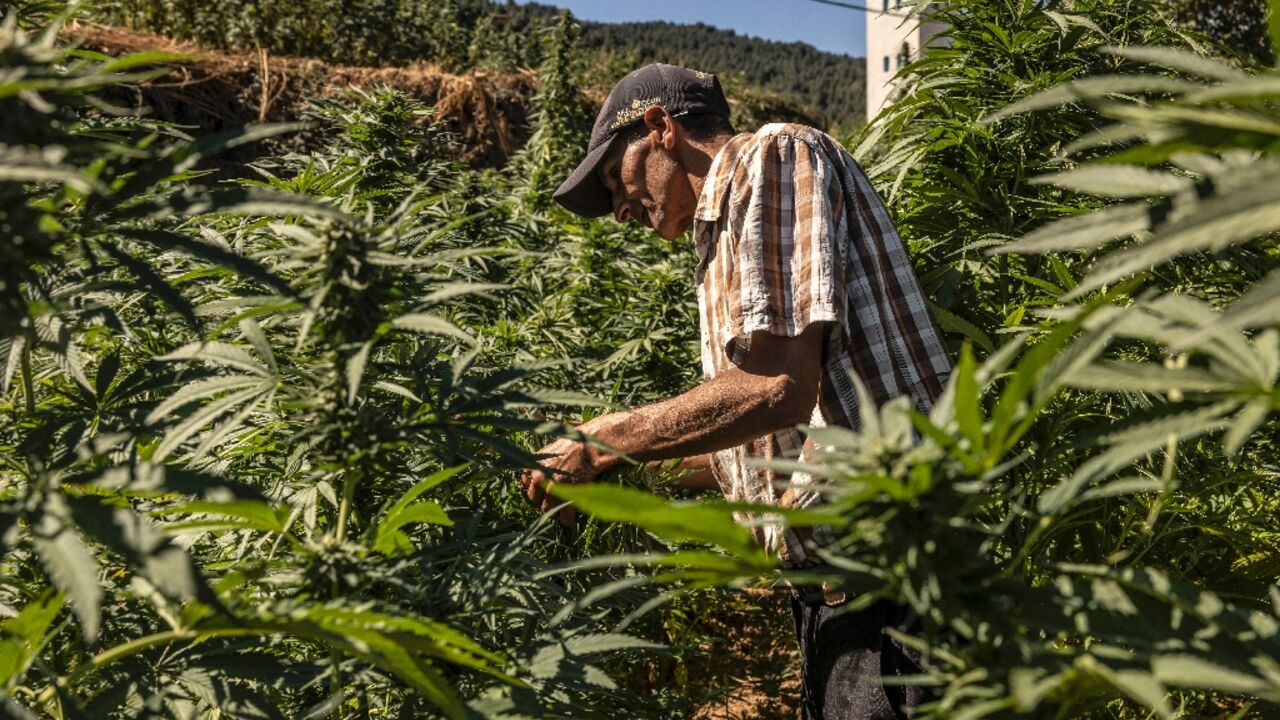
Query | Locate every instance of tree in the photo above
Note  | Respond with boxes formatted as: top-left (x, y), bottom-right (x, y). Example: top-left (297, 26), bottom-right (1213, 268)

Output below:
top-left (1168, 0), bottom-right (1274, 65)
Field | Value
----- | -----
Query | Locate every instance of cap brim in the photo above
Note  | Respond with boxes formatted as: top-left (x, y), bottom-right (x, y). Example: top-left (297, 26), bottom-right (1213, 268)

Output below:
top-left (552, 137), bottom-right (616, 218)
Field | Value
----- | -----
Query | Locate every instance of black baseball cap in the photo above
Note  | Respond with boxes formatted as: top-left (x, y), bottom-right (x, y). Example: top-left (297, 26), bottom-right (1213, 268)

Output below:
top-left (553, 63), bottom-right (730, 218)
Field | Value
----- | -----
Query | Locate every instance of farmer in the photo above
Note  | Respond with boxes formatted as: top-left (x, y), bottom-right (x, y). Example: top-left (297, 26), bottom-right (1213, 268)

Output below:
top-left (521, 63), bottom-right (952, 719)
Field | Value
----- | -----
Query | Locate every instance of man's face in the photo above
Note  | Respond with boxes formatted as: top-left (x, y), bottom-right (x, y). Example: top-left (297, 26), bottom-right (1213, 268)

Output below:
top-left (597, 122), bottom-right (698, 241)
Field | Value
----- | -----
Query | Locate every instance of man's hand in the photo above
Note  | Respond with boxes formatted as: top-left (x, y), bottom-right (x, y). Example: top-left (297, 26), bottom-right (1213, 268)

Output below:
top-left (519, 435), bottom-right (604, 528)
top-left (518, 323), bottom-right (828, 527)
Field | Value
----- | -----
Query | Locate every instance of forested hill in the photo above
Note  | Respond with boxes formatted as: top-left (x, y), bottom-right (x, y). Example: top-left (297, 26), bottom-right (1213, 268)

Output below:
top-left (100, 0), bottom-right (867, 126)
top-left (582, 21), bottom-right (864, 127)
top-left (515, 4), bottom-right (866, 126)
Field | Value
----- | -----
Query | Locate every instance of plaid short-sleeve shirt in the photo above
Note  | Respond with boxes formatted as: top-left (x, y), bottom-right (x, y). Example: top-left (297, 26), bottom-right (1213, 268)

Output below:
top-left (693, 123), bottom-right (952, 566)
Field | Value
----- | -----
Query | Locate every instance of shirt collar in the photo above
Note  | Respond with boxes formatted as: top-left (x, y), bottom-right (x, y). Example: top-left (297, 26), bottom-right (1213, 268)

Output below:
top-left (694, 132), bottom-right (753, 223)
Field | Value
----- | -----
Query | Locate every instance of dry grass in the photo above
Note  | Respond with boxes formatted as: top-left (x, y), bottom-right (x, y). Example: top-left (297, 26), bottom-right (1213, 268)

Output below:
top-left (62, 21), bottom-right (538, 167)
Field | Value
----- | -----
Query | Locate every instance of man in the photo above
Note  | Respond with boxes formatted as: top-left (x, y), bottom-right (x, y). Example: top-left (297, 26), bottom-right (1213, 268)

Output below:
top-left (521, 64), bottom-right (951, 719)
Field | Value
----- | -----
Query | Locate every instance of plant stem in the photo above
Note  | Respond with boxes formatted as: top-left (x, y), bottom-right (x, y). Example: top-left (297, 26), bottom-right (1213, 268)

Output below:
top-left (21, 339), bottom-right (34, 413)
top-left (335, 472), bottom-right (357, 540)
top-left (1144, 432), bottom-right (1179, 534)
top-left (330, 647), bottom-right (344, 716)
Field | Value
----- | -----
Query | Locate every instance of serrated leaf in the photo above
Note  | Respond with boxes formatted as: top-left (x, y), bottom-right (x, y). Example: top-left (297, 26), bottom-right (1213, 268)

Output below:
top-left (1102, 45), bottom-right (1248, 82)
top-left (1039, 401), bottom-right (1237, 513)
top-left (385, 466), bottom-right (466, 518)
top-left (994, 201), bottom-right (1153, 255)
top-left (927, 300), bottom-right (994, 353)
top-left (238, 318), bottom-right (277, 373)
top-left (121, 228), bottom-right (295, 297)
top-left (68, 500), bottom-right (205, 604)
top-left (1065, 361), bottom-right (1238, 394)
top-left (31, 514), bottom-right (101, 642)
top-left (36, 315), bottom-right (91, 391)
top-left (157, 342), bottom-right (272, 375)
top-left (549, 483), bottom-right (769, 563)
top-left (373, 466), bottom-right (465, 555)
top-left (64, 462), bottom-right (266, 501)
top-left (346, 341), bottom-right (373, 406)
top-left (93, 352), bottom-right (120, 400)
top-left (390, 313), bottom-right (475, 345)
top-left (1080, 477), bottom-right (1164, 501)
top-left (529, 633), bottom-right (661, 680)
top-left (517, 389), bottom-right (616, 408)
top-left (953, 345), bottom-right (984, 456)
top-left (372, 380), bottom-right (422, 403)
top-left (1151, 654), bottom-right (1268, 694)
top-left (101, 242), bottom-right (199, 330)
top-left (1176, 267), bottom-right (1280, 348)
top-left (983, 75), bottom-right (1199, 124)
top-left (118, 186), bottom-right (350, 223)
top-left (97, 50), bottom-right (188, 73)
top-left (0, 592), bottom-right (64, 686)
top-left (1098, 668), bottom-right (1174, 719)
top-left (1222, 399), bottom-right (1270, 456)
top-left (419, 282), bottom-right (507, 305)
top-left (153, 385), bottom-right (268, 461)
top-left (1032, 165), bottom-right (1193, 198)
top-left (374, 502), bottom-right (454, 555)
top-left (561, 633), bottom-right (663, 656)
top-left (147, 375), bottom-right (266, 423)
top-left (158, 500), bottom-right (291, 535)
top-left (1069, 179), bottom-right (1280, 299)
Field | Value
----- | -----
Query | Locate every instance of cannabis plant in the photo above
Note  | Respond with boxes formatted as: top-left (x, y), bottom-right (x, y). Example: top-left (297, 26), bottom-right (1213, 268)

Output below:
top-left (553, 2), bottom-right (1280, 718)
top-left (1, 15), bottom-right (663, 719)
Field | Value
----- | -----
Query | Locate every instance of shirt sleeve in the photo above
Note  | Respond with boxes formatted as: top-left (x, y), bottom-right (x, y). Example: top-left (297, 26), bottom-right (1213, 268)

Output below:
top-left (716, 132), bottom-right (844, 365)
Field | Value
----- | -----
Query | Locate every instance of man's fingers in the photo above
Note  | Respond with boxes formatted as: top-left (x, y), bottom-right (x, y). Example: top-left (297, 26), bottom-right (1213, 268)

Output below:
top-left (539, 483), bottom-right (577, 528)
top-left (523, 461), bottom-right (581, 527)
top-left (542, 481), bottom-right (558, 515)
top-left (522, 469), bottom-right (547, 509)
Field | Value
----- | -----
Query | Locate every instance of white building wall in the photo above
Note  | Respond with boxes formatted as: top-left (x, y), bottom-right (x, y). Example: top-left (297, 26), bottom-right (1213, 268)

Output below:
top-left (865, 3), bottom-right (947, 121)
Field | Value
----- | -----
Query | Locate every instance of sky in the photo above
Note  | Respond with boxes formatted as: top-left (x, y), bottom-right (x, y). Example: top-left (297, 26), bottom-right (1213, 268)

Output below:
top-left (511, 0), bottom-right (869, 58)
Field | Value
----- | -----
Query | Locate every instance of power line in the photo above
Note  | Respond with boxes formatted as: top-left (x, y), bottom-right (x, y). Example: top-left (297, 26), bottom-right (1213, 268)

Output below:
top-left (801, 0), bottom-right (913, 18)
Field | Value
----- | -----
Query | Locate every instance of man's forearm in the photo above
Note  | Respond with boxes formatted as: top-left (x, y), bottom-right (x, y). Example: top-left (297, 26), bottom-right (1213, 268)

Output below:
top-left (522, 326), bottom-right (825, 524)
top-left (580, 366), bottom-right (812, 472)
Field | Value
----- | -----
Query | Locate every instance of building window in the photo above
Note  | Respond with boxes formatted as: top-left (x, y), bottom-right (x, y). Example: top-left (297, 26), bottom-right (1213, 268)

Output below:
top-left (883, 56), bottom-right (890, 72)
top-left (897, 42), bottom-right (910, 68)
top-left (883, 0), bottom-right (889, 10)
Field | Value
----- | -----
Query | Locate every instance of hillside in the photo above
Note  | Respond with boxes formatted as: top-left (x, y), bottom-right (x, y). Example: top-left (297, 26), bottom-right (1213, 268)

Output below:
top-left (510, 4), bottom-right (866, 126)
top-left (100, 0), bottom-right (867, 127)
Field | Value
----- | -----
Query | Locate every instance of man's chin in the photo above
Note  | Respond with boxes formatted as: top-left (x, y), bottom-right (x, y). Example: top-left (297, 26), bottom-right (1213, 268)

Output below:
top-left (654, 216), bottom-right (692, 241)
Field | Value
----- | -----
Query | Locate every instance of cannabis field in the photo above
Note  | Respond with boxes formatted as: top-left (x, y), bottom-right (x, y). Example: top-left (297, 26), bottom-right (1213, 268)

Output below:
top-left (3, 0), bottom-right (1280, 718)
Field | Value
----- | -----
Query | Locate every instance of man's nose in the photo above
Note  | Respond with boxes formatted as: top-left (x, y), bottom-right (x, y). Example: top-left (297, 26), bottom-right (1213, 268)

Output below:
top-left (614, 203), bottom-right (631, 224)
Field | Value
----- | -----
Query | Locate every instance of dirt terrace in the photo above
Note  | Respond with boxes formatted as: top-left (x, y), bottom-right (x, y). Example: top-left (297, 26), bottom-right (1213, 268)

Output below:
top-left (63, 22), bottom-right (539, 168)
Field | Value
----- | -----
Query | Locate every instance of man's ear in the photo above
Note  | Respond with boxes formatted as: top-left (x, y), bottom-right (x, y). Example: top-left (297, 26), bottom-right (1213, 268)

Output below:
top-left (642, 106), bottom-right (678, 150)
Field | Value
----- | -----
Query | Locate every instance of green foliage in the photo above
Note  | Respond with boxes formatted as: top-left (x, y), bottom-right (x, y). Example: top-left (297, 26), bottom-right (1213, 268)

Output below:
top-left (852, 0), bottom-right (1229, 351)
top-left (10, 1), bottom-right (1280, 718)
top-left (556, 3), bottom-right (1280, 717)
top-left (0, 16), bottom-right (693, 718)
top-left (1167, 0), bottom-right (1274, 66)
top-left (508, 12), bottom-right (592, 200)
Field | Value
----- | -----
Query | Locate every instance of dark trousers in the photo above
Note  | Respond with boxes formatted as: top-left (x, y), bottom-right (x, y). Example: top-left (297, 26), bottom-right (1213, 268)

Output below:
top-left (790, 594), bottom-right (928, 720)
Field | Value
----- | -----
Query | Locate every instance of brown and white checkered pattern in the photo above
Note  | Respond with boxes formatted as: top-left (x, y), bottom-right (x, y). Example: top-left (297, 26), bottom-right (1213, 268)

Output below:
top-left (693, 123), bottom-right (952, 566)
